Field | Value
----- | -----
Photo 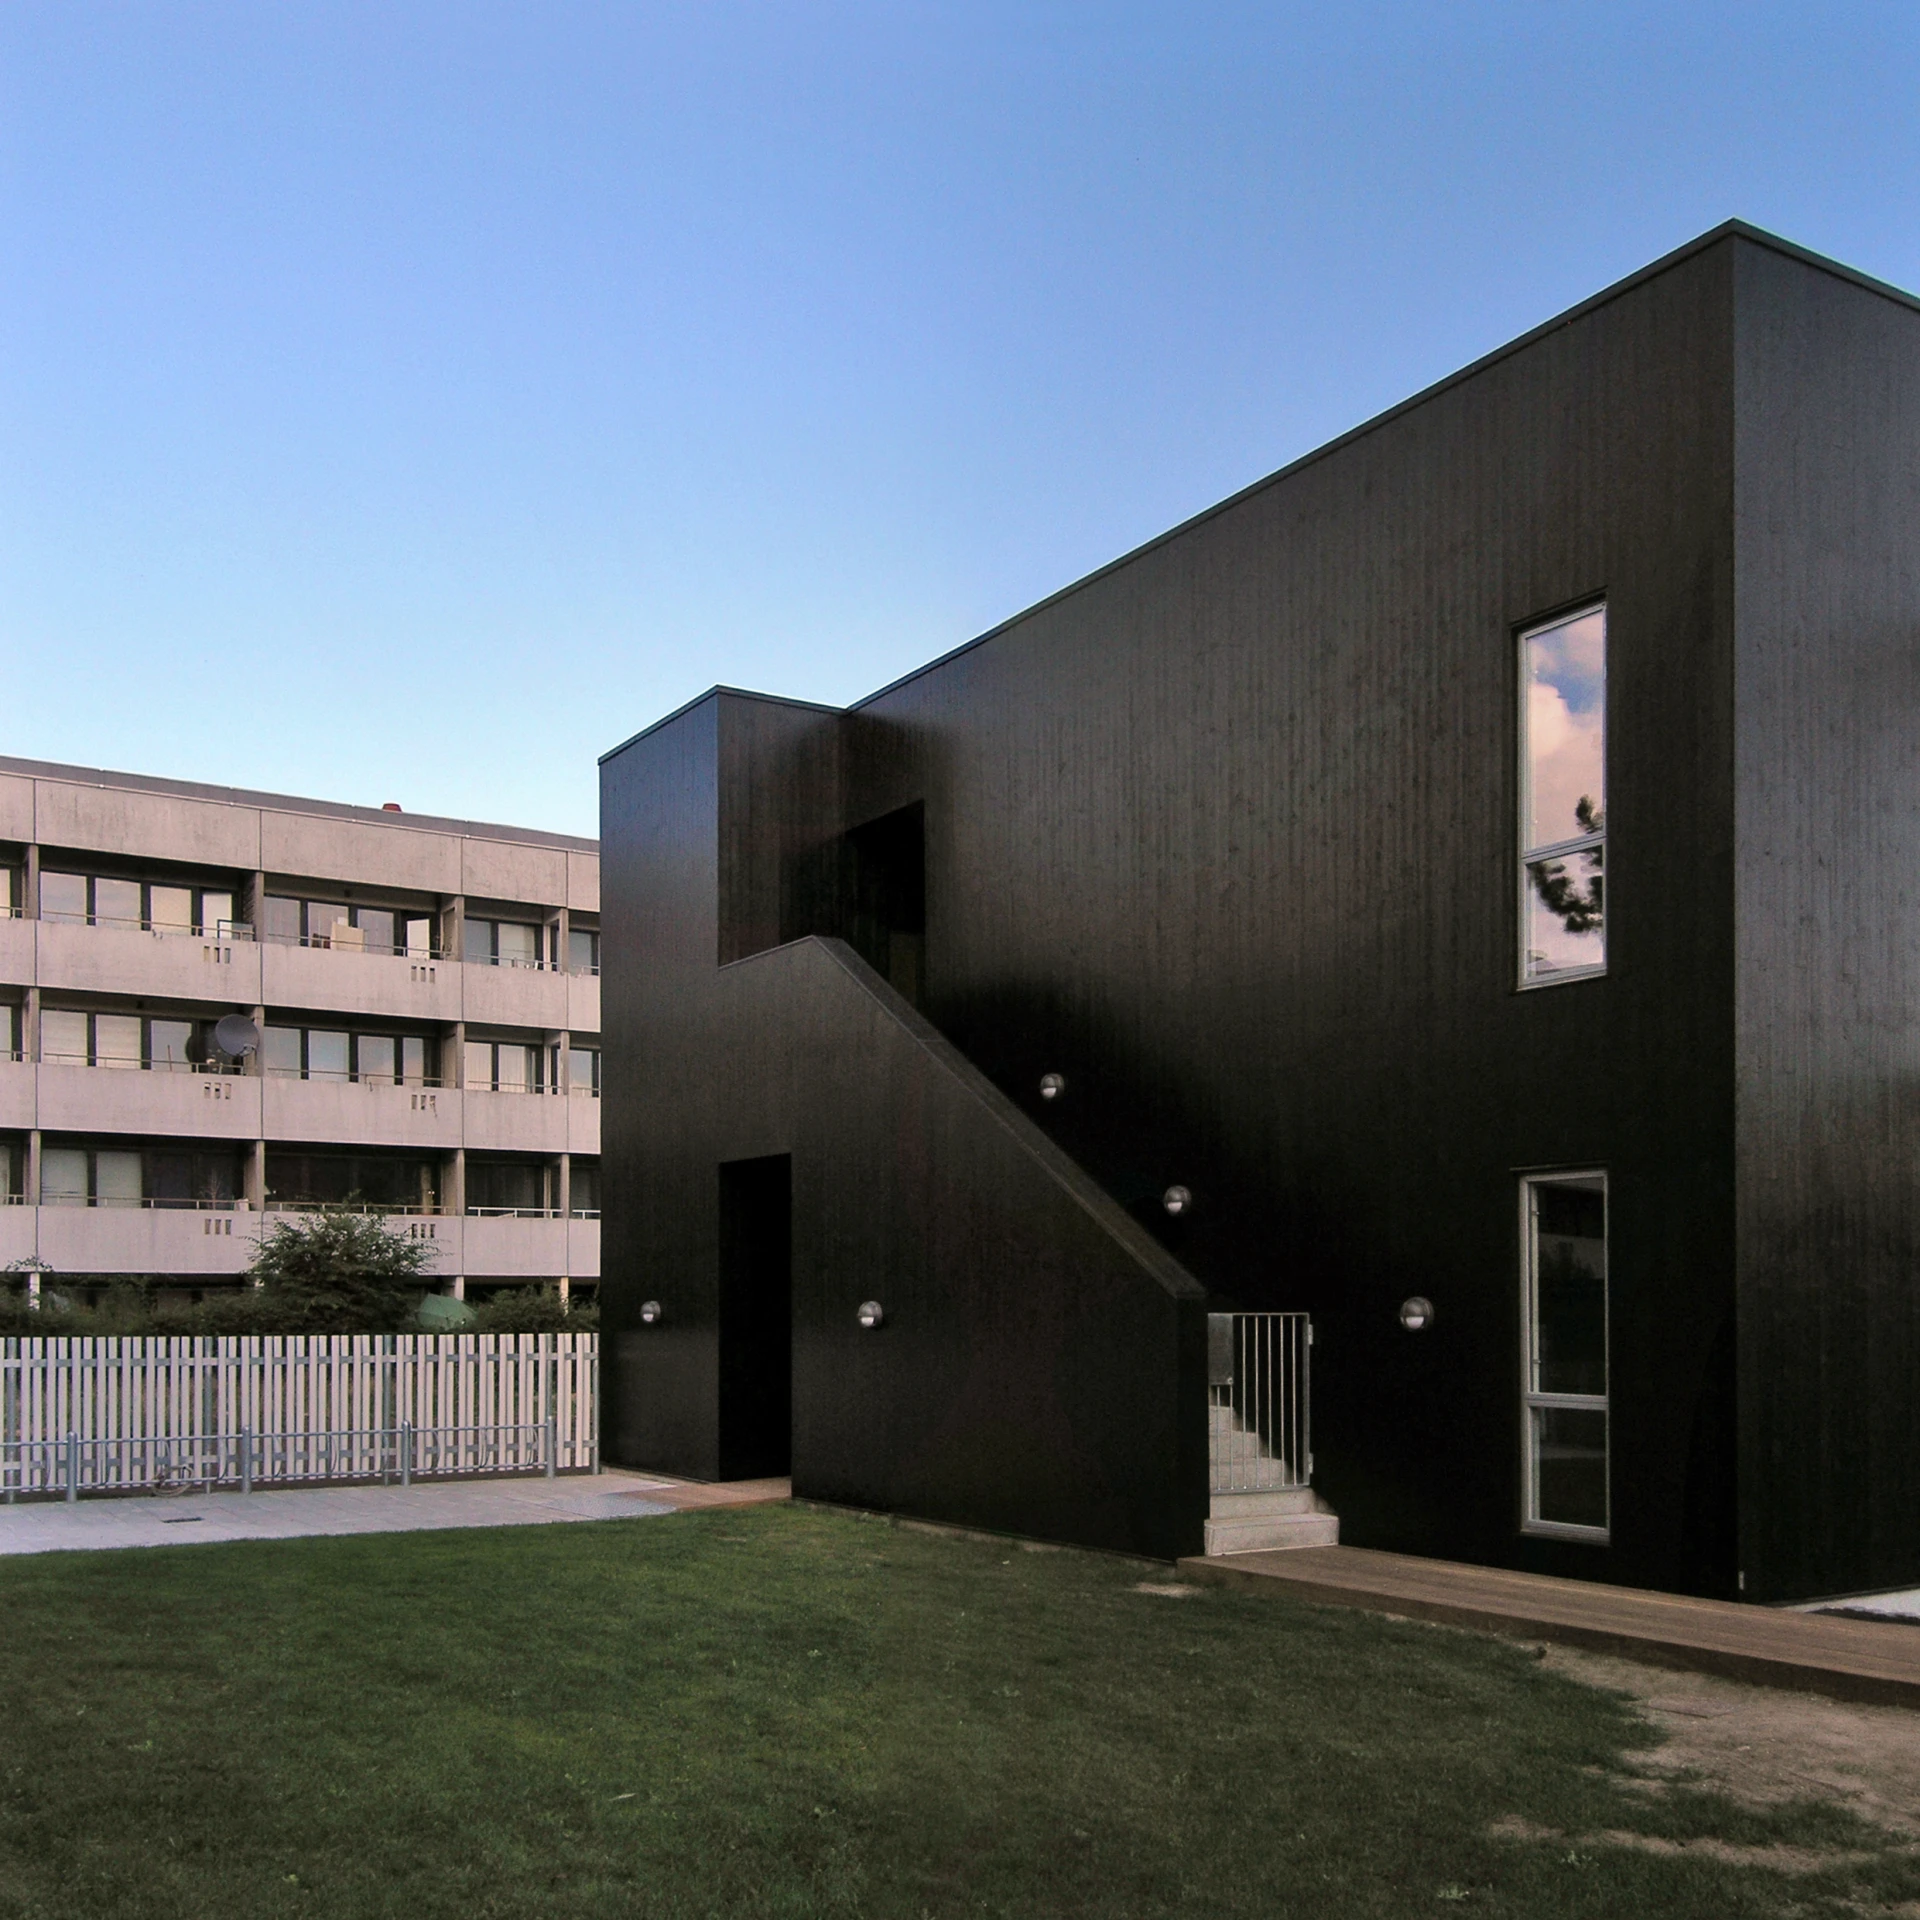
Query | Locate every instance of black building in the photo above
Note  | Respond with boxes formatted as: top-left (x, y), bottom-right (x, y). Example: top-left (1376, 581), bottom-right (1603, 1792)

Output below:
top-left (600, 223), bottom-right (1920, 1605)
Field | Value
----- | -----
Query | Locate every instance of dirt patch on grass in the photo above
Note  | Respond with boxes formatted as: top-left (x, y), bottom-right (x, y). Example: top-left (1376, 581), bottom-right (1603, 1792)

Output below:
top-left (1488, 1811), bottom-right (1894, 1875)
top-left (1542, 1644), bottom-right (1920, 1840)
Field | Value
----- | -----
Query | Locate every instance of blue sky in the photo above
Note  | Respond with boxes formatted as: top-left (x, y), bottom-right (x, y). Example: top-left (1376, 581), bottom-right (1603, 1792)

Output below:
top-left (4, 3), bottom-right (1917, 836)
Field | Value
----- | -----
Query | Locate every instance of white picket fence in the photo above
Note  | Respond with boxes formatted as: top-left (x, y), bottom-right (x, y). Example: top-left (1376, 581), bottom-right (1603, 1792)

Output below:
top-left (0, 1334), bottom-right (598, 1501)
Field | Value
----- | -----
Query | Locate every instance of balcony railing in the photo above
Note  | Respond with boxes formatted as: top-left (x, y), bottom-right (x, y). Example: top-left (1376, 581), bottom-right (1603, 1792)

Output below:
top-left (260, 1201), bottom-right (446, 1216)
top-left (261, 930), bottom-right (442, 959)
top-left (263, 1068), bottom-right (444, 1088)
top-left (41, 1051), bottom-right (247, 1076)
top-left (466, 1205), bottom-right (564, 1219)
top-left (39, 1195), bottom-right (248, 1211)
top-left (42, 914), bottom-right (255, 941)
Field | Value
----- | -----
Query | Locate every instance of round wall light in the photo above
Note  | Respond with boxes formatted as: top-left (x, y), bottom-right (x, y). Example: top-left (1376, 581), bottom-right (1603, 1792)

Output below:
top-left (857, 1300), bottom-right (886, 1329)
top-left (1399, 1296), bottom-right (1435, 1333)
top-left (639, 1300), bottom-right (664, 1325)
top-left (1039, 1072), bottom-right (1067, 1101)
top-left (1162, 1185), bottom-right (1192, 1216)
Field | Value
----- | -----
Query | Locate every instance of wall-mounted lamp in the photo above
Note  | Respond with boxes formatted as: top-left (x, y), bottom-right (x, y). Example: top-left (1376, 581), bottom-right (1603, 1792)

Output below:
top-left (1039, 1072), bottom-right (1066, 1101)
top-left (856, 1300), bottom-right (886, 1329)
top-left (639, 1300), bottom-right (664, 1325)
top-left (1399, 1296), bottom-right (1434, 1332)
top-left (1162, 1185), bottom-right (1192, 1216)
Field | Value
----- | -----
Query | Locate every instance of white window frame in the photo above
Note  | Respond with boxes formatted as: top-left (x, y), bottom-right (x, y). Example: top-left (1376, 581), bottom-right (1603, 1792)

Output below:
top-left (1518, 603), bottom-right (1607, 989)
top-left (1520, 1169), bottom-right (1610, 1544)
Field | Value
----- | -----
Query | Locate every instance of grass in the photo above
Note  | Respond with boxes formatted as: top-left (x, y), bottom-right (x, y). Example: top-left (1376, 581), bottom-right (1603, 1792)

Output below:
top-left (0, 1502), bottom-right (1913, 1918)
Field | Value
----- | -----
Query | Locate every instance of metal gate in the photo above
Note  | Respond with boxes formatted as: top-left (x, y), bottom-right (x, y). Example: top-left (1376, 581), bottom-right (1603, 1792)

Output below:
top-left (1207, 1311), bottom-right (1311, 1493)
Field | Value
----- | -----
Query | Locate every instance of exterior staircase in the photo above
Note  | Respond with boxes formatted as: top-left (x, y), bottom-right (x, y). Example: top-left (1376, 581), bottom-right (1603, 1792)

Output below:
top-left (1204, 1396), bottom-right (1339, 1555)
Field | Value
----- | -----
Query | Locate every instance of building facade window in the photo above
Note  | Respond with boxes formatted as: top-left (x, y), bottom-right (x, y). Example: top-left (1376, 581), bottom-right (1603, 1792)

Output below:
top-left (1520, 605), bottom-right (1606, 985)
top-left (40, 1009), bottom-right (236, 1073)
top-left (465, 1157), bottom-right (558, 1216)
top-left (464, 1039), bottom-right (552, 1093)
top-left (39, 1144), bottom-right (240, 1209)
top-left (262, 896), bottom-right (435, 957)
top-left (569, 1158), bottom-right (600, 1217)
top-left (1522, 1171), bottom-right (1609, 1542)
top-left (463, 917), bottom-right (546, 970)
top-left (567, 1045), bottom-right (599, 1096)
top-left (42, 872), bottom-right (238, 937)
top-left (567, 926), bottom-right (600, 975)
top-left (263, 1150), bottom-right (440, 1213)
top-left (264, 1025), bottom-right (436, 1084)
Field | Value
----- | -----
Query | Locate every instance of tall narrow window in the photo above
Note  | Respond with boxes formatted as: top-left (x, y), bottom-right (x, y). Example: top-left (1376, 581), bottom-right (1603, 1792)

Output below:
top-left (1522, 1172), bottom-right (1609, 1541)
top-left (1520, 605), bottom-right (1606, 984)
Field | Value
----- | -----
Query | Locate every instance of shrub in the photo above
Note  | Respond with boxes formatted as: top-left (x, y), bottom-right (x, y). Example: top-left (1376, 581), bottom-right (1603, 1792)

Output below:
top-left (467, 1286), bottom-right (596, 1334)
top-left (245, 1207), bottom-right (439, 1333)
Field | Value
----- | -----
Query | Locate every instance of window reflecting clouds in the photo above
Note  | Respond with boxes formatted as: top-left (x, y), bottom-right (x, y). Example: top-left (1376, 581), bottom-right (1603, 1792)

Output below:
top-left (1521, 606), bottom-right (1606, 984)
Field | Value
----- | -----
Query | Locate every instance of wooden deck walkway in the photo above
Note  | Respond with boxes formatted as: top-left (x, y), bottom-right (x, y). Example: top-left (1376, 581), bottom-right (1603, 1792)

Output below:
top-left (1176, 1545), bottom-right (1920, 1709)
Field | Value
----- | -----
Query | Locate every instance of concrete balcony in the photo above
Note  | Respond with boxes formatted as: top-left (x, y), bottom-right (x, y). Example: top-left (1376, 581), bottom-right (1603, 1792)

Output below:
top-left (567, 1215), bottom-right (600, 1276)
top-left (0, 1202), bottom-right (33, 1267)
top-left (261, 1074), bottom-right (462, 1150)
top-left (462, 960), bottom-right (567, 1032)
top-left (0, 1056), bottom-right (34, 1129)
top-left (33, 1202), bottom-right (259, 1276)
top-left (0, 914), bottom-right (32, 989)
top-left (566, 1095), bottom-right (600, 1156)
top-left (35, 919), bottom-right (262, 1002)
top-left (262, 940), bottom-right (461, 1023)
top-left (462, 1087), bottom-right (568, 1154)
top-left (462, 1212), bottom-right (568, 1278)
top-left (35, 1061), bottom-right (262, 1141)
top-left (566, 970), bottom-right (599, 1034)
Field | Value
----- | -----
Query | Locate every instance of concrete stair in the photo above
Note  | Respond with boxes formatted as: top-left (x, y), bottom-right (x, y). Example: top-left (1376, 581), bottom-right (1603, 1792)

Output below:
top-left (1204, 1398), bottom-right (1338, 1554)
top-left (1204, 1487), bottom-right (1340, 1555)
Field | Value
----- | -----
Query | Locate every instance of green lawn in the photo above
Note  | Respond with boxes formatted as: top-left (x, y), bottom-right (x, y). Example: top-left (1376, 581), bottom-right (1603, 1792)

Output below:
top-left (0, 1503), bottom-right (1910, 1918)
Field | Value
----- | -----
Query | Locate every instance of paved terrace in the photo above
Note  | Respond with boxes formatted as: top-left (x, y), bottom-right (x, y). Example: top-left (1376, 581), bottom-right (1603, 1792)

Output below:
top-left (1179, 1544), bottom-right (1920, 1710)
top-left (0, 1473), bottom-right (791, 1554)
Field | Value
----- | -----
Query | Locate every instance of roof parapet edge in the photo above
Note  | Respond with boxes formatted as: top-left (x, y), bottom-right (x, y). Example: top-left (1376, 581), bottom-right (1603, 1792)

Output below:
top-left (598, 685), bottom-right (846, 764)
top-left (849, 219), bottom-right (1920, 713)
top-left (0, 753), bottom-right (597, 853)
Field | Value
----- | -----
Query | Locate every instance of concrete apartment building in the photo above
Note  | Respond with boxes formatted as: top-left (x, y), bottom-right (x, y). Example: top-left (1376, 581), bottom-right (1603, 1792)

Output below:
top-left (0, 756), bottom-right (600, 1302)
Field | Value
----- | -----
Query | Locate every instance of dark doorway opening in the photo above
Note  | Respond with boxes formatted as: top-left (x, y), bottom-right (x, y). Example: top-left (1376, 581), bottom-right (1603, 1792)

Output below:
top-left (843, 801), bottom-right (925, 1005)
top-left (717, 1154), bottom-right (792, 1480)
top-left (782, 801), bottom-right (927, 1006)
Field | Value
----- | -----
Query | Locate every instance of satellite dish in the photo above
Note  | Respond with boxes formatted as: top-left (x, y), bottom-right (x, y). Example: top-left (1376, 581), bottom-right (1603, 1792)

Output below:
top-left (213, 1014), bottom-right (261, 1059)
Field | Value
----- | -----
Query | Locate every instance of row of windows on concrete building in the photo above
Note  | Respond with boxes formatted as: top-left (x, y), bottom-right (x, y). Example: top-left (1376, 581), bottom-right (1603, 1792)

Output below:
top-left (0, 1138), bottom-right (599, 1216)
top-left (6, 868), bottom-right (600, 974)
top-left (6, 1006), bottom-right (599, 1093)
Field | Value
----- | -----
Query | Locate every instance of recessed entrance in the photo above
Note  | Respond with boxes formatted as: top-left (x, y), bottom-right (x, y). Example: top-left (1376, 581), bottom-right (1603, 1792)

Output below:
top-left (717, 1154), bottom-right (793, 1479)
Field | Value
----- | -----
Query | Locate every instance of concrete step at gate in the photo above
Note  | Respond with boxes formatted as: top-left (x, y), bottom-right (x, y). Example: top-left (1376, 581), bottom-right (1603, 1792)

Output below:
top-left (1204, 1490), bottom-right (1340, 1555)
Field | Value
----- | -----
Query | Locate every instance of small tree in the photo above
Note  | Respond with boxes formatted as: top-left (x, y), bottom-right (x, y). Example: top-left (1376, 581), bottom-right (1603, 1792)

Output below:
top-left (247, 1207), bottom-right (438, 1334)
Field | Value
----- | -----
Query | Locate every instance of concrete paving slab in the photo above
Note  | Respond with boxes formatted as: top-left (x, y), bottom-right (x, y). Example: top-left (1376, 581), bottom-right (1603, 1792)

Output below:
top-left (0, 1470), bottom-right (679, 1555)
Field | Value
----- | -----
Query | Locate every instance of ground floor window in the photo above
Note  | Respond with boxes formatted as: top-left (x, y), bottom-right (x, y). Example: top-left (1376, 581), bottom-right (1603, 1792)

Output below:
top-left (1522, 1170), bottom-right (1609, 1542)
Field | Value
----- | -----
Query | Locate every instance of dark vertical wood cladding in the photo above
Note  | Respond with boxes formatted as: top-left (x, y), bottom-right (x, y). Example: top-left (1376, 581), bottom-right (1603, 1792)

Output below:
top-left (847, 241), bottom-right (1741, 1592)
top-left (603, 228), bottom-right (1920, 1598)
top-left (1733, 245), bottom-right (1920, 1599)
